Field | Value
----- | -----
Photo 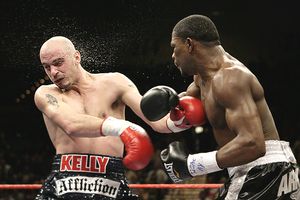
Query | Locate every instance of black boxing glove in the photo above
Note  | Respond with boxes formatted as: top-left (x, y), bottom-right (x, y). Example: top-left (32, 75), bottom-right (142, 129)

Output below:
top-left (140, 86), bottom-right (179, 121)
top-left (160, 141), bottom-right (192, 183)
top-left (161, 141), bottom-right (222, 183)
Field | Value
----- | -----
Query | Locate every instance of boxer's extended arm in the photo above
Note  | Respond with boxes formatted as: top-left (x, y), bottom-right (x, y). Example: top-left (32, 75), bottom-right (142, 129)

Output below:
top-left (140, 86), bottom-right (205, 132)
top-left (34, 86), bottom-right (103, 137)
top-left (214, 71), bottom-right (266, 168)
top-left (116, 73), bottom-right (171, 133)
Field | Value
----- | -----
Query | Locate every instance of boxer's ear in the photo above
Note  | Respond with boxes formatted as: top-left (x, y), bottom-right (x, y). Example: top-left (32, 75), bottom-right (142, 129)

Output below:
top-left (186, 38), bottom-right (193, 53)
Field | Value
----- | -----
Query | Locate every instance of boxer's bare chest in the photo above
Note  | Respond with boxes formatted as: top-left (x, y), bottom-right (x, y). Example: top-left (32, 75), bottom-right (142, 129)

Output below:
top-left (60, 84), bottom-right (122, 118)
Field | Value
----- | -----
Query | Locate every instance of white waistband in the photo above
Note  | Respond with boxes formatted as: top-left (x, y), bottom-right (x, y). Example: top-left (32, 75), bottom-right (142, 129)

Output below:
top-left (227, 140), bottom-right (297, 177)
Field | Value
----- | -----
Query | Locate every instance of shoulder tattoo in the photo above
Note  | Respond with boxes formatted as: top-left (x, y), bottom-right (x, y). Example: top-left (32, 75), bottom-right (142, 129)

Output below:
top-left (45, 94), bottom-right (59, 108)
top-left (128, 84), bottom-right (135, 88)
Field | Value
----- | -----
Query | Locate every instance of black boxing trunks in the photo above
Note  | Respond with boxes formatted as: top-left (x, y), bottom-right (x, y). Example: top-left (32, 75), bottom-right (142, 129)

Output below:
top-left (217, 140), bottom-right (300, 200)
top-left (35, 153), bottom-right (140, 200)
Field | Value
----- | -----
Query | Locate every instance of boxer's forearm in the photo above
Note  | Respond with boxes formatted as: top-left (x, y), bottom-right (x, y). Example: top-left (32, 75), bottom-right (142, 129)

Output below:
top-left (216, 135), bottom-right (266, 168)
top-left (56, 113), bottom-right (103, 137)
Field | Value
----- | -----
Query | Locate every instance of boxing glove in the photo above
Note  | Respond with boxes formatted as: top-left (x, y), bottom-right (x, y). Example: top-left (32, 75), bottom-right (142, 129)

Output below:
top-left (100, 116), bottom-right (154, 171)
top-left (140, 86), bottom-right (179, 121)
top-left (161, 141), bottom-right (222, 183)
top-left (160, 141), bottom-right (192, 183)
top-left (167, 96), bottom-right (206, 132)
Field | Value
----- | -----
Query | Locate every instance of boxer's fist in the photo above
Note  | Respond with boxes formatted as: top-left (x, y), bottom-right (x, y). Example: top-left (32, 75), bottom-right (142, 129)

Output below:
top-left (101, 117), bottom-right (154, 170)
top-left (160, 141), bottom-right (192, 183)
top-left (140, 86), bottom-right (179, 121)
top-left (171, 96), bottom-right (206, 126)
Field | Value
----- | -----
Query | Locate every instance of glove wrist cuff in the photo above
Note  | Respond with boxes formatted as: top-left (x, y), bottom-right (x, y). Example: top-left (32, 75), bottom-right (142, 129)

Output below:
top-left (101, 116), bottom-right (129, 136)
top-left (166, 117), bottom-right (190, 133)
top-left (187, 151), bottom-right (222, 176)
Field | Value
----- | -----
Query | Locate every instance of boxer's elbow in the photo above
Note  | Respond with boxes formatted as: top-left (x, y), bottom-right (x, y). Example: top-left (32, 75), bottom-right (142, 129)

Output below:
top-left (50, 114), bottom-right (78, 135)
top-left (245, 138), bottom-right (266, 159)
top-left (63, 125), bottom-right (74, 135)
top-left (62, 121), bottom-right (79, 135)
top-left (256, 142), bottom-right (266, 158)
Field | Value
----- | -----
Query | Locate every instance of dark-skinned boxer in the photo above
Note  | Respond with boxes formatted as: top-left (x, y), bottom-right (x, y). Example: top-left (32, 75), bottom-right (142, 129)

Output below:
top-left (140, 14), bottom-right (300, 200)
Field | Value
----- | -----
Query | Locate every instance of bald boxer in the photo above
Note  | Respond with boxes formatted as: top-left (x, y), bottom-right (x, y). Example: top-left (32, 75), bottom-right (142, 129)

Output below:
top-left (141, 15), bottom-right (300, 199)
top-left (34, 36), bottom-right (172, 199)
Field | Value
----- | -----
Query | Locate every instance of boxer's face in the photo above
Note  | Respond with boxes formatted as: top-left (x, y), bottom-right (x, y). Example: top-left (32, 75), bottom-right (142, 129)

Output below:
top-left (171, 35), bottom-right (195, 77)
top-left (40, 48), bottom-right (77, 90)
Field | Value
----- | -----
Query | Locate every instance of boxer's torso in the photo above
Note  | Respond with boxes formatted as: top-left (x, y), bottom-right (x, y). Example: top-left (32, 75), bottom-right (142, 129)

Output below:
top-left (190, 57), bottom-right (280, 148)
top-left (43, 73), bottom-right (126, 156)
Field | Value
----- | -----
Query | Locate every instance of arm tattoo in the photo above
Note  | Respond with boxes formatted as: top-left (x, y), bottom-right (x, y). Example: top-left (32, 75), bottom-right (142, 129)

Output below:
top-left (128, 84), bottom-right (135, 88)
top-left (45, 94), bottom-right (59, 108)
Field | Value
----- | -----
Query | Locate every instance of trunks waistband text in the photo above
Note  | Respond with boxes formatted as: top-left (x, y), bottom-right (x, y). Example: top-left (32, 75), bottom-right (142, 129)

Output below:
top-left (60, 155), bottom-right (109, 174)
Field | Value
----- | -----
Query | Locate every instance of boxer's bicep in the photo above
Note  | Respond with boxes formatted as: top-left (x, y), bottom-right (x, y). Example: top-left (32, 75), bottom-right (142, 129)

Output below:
top-left (119, 75), bottom-right (171, 133)
top-left (122, 87), bottom-right (142, 116)
top-left (34, 86), bottom-right (52, 113)
top-left (225, 94), bottom-right (262, 139)
top-left (215, 75), bottom-right (264, 142)
top-left (35, 88), bottom-right (60, 117)
top-left (117, 73), bottom-right (141, 112)
top-left (35, 88), bottom-right (102, 137)
top-left (34, 87), bottom-right (75, 128)
top-left (117, 72), bottom-right (151, 120)
top-left (123, 87), bottom-right (171, 133)
top-left (213, 76), bottom-right (265, 167)
top-left (43, 93), bottom-right (63, 118)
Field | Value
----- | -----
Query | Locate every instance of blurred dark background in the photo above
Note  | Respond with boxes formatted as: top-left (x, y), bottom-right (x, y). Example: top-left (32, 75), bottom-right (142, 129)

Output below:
top-left (1, 0), bottom-right (300, 199)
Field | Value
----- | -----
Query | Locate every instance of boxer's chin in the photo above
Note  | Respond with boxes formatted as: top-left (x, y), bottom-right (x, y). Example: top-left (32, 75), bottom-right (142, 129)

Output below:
top-left (180, 69), bottom-right (189, 78)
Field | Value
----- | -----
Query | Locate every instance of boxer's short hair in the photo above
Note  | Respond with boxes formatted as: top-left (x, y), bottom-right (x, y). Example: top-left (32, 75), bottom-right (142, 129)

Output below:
top-left (173, 14), bottom-right (221, 45)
